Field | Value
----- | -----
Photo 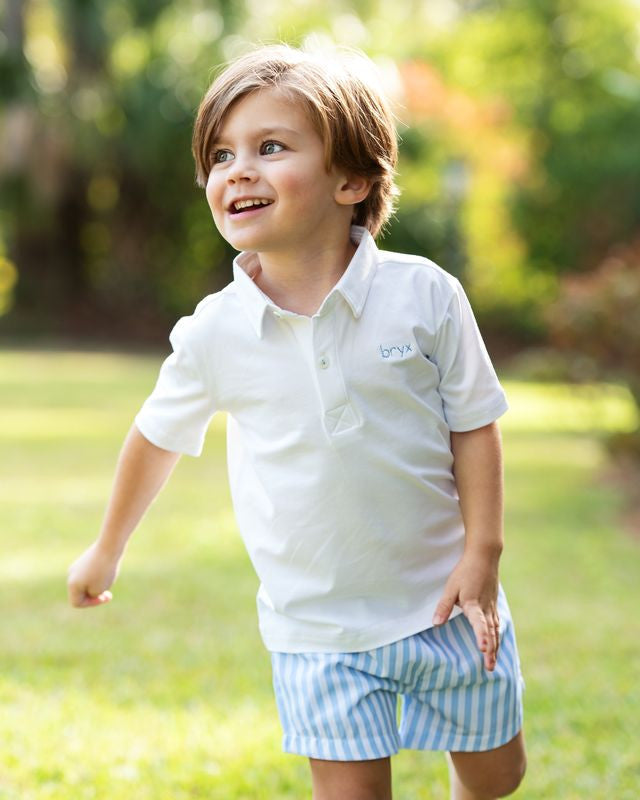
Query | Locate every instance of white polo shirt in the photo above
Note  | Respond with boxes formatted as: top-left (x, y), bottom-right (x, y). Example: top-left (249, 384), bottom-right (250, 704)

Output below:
top-left (135, 226), bottom-right (508, 653)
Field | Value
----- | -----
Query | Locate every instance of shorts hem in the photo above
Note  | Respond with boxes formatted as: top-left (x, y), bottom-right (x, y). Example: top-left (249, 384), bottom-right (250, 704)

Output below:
top-left (401, 711), bottom-right (524, 754)
top-left (282, 733), bottom-right (399, 761)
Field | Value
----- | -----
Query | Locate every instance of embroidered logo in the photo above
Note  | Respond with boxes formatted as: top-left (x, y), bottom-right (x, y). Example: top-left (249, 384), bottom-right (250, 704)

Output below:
top-left (379, 343), bottom-right (413, 359)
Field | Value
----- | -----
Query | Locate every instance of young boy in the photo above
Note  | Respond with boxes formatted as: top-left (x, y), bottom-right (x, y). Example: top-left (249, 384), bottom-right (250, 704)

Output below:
top-left (68, 44), bottom-right (526, 800)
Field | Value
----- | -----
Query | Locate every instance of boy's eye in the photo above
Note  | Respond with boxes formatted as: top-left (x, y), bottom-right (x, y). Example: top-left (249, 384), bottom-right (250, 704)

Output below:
top-left (262, 141), bottom-right (284, 155)
top-left (213, 150), bottom-right (234, 164)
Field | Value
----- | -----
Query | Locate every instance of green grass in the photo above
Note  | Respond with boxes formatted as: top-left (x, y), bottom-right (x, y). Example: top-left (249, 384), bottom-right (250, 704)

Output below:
top-left (0, 349), bottom-right (639, 799)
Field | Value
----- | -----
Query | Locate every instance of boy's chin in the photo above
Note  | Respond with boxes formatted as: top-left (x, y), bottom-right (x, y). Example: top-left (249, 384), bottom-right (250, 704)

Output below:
top-left (214, 228), bottom-right (253, 252)
top-left (224, 231), bottom-right (279, 253)
top-left (225, 234), bottom-right (261, 252)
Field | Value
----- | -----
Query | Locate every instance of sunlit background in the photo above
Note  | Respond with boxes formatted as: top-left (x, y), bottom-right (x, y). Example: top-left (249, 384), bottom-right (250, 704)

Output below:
top-left (1, 1), bottom-right (640, 798)
top-left (1, 1), bottom-right (639, 353)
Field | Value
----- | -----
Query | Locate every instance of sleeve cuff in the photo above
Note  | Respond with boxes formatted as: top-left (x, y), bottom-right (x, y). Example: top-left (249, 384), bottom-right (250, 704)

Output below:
top-left (134, 415), bottom-right (204, 457)
top-left (445, 395), bottom-right (509, 433)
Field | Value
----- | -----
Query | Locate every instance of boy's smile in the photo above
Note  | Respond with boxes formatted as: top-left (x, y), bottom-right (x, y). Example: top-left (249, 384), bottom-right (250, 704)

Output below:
top-left (205, 88), bottom-right (353, 258)
top-left (229, 198), bottom-right (274, 214)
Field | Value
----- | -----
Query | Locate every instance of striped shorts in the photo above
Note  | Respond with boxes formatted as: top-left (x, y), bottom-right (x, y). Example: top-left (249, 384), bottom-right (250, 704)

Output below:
top-left (270, 600), bottom-right (524, 761)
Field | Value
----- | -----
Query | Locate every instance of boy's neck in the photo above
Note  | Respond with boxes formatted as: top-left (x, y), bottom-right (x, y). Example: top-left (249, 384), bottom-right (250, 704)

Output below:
top-left (250, 236), bottom-right (358, 318)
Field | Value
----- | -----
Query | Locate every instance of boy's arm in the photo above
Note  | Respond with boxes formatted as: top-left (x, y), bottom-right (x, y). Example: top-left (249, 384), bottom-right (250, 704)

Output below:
top-left (67, 424), bottom-right (180, 608)
top-left (432, 421), bottom-right (504, 671)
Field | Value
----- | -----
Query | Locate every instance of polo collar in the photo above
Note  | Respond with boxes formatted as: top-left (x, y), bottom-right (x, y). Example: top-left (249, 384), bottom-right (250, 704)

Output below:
top-left (232, 226), bottom-right (379, 338)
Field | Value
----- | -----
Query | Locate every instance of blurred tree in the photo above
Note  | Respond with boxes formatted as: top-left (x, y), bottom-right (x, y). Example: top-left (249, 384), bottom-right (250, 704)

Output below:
top-left (0, 0), bottom-right (240, 340)
top-left (1, 0), bottom-right (639, 346)
top-left (547, 236), bottom-right (640, 458)
top-left (423, 0), bottom-right (640, 337)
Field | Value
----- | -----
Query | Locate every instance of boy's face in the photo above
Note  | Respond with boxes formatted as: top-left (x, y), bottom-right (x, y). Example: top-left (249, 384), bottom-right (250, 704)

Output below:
top-left (206, 88), bottom-right (352, 256)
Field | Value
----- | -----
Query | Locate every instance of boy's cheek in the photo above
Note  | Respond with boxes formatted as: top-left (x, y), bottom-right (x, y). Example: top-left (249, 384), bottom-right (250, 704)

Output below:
top-left (205, 183), bottom-right (223, 225)
top-left (205, 173), bottom-right (219, 208)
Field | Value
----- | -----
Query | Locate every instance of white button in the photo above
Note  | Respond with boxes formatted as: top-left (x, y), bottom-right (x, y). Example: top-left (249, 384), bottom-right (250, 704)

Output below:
top-left (319, 356), bottom-right (329, 369)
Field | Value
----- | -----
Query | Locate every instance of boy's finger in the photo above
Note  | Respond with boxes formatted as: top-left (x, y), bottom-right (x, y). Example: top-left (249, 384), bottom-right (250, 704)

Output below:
top-left (70, 589), bottom-right (112, 608)
top-left (492, 613), bottom-right (501, 658)
top-left (481, 613), bottom-right (500, 671)
top-left (486, 632), bottom-right (497, 671)
top-left (67, 584), bottom-right (86, 607)
top-left (83, 591), bottom-right (112, 606)
top-left (464, 603), bottom-right (490, 653)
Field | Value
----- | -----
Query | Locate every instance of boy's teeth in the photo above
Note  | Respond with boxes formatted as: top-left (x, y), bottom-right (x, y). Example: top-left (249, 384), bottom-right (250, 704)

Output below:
top-left (233, 198), bottom-right (273, 211)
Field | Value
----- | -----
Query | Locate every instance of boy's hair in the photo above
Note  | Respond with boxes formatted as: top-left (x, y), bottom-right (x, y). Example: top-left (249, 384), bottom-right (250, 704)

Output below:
top-left (192, 43), bottom-right (400, 237)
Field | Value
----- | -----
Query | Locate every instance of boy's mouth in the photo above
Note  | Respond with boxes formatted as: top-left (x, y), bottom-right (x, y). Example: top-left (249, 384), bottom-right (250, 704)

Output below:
top-left (229, 198), bottom-right (274, 215)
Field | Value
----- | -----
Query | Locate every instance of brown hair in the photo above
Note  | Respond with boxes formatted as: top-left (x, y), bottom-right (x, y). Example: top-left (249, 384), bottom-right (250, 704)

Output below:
top-left (192, 44), bottom-right (400, 237)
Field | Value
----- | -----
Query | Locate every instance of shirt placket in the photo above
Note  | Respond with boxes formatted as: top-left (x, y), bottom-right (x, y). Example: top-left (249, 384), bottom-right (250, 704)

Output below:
top-left (311, 308), bottom-right (360, 437)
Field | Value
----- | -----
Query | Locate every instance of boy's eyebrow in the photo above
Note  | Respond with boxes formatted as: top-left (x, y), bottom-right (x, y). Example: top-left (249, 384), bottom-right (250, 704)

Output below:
top-left (213, 126), bottom-right (301, 145)
top-left (259, 126), bottom-right (301, 137)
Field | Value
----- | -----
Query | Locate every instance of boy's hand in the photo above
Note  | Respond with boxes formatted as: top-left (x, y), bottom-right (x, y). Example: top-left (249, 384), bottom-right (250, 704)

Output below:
top-left (432, 549), bottom-right (501, 671)
top-left (67, 542), bottom-right (120, 608)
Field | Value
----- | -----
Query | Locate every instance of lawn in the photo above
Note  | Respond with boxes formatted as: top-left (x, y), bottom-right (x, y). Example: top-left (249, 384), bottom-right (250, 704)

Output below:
top-left (0, 348), bottom-right (639, 799)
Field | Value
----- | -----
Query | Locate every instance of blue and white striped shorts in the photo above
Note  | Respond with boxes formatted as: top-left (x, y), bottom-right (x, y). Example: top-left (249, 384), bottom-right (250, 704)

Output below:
top-left (271, 606), bottom-right (524, 761)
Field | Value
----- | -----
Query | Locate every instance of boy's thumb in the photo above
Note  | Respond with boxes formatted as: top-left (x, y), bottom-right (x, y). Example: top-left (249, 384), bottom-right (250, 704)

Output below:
top-left (81, 590), bottom-right (113, 607)
top-left (432, 592), bottom-right (456, 626)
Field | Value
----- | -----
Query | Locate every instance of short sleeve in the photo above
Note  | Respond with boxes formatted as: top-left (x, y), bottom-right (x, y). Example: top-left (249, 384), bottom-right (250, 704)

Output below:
top-left (134, 315), bottom-right (217, 456)
top-left (430, 280), bottom-right (508, 432)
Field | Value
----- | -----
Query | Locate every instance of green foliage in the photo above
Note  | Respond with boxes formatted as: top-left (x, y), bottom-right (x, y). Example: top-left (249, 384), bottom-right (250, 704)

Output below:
top-left (548, 239), bottom-right (640, 403)
top-left (1, 0), bottom-right (640, 345)
top-left (1, 349), bottom-right (639, 797)
top-left (1, 0), bottom-right (241, 334)
top-left (415, 0), bottom-right (640, 334)
top-left (546, 238), bottom-right (640, 460)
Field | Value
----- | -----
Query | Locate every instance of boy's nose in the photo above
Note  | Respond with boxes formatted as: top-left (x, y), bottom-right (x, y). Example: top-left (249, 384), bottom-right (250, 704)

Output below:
top-left (226, 155), bottom-right (259, 184)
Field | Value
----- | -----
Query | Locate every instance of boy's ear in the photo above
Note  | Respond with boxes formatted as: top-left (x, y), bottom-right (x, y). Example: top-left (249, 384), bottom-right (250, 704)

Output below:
top-left (335, 173), bottom-right (371, 207)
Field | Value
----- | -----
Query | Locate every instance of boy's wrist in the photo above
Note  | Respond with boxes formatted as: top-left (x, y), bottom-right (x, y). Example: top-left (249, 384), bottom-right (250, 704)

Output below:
top-left (95, 533), bottom-right (126, 562)
top-left (463, 537), bottom-right (503, 563)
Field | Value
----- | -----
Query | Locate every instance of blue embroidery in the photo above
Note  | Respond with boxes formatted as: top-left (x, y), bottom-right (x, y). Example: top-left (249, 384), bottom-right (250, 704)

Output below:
top-left (379, 343), bottom-right (413, 359)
